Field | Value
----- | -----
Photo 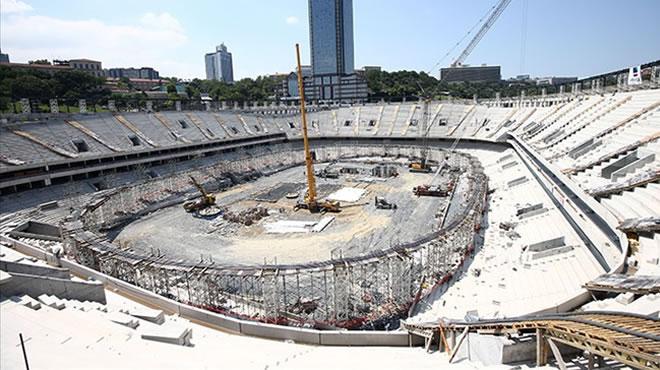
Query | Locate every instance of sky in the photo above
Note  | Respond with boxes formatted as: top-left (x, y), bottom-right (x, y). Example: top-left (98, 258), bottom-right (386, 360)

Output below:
top-left (1, 0), bottom-right (659, 80)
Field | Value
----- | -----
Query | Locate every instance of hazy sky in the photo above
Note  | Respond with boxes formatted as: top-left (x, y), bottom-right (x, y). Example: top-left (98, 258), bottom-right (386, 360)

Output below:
top-left (1, 0), bottom-right (659, 80)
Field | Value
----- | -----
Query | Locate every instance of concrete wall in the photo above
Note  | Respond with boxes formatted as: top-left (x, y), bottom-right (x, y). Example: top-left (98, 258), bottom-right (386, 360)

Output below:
top-left (1, 271), bottom-right (106, 304)
top-left (0, 259), bottom-right (70, 279)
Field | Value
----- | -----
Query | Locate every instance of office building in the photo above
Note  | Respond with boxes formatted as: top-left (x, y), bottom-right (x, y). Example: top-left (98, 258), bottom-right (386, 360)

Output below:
top-left (307, 0), bottom-right (366, 102)
top-left (65, 59), bottom-right (104, 77)
top-left (0, 50), bottom-right (9, 63)
top-left (205, 43), bottom-right (234, 83)
top-left (106, 67), bottom-right (160, 80)
top-left (440, 65), bottom-right (501, 83)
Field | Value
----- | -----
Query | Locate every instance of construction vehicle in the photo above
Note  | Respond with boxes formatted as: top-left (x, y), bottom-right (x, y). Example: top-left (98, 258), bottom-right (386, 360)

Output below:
top-left (292, 43), bottom-right (341, 214)
top-left (316, 167), bottom-right (340, 179)
top-left (374, 196), bottom-right (397, 210)
top-left (183, 176), bottom-right (216, 213)
top-left (413, 184), bottom-right (450, 197)
top-left (408, 97), bottom-right (434, 173)
top-left (409, 81), bottom-right (446, 174)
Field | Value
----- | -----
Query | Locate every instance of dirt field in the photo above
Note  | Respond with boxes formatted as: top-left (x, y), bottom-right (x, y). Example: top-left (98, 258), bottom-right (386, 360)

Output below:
top-left (113, 161), bottom-right (448, 266)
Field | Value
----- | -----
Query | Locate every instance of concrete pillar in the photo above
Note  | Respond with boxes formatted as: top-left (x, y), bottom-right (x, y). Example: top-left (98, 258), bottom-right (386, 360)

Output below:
top-left (175, 100), bottom-right (181, 112)
top-left (536, 329), bottom-right (548, 367)
top-left (586, 351), bottom-right (595, 370)
top-left (559, 85), bottom-right (565, 95)
top-left (49, 99), bottom-right (59, 114)
top-left (233, 101), bottom-right (239, 110)
top-left (495, 92), bottom-right (501, 107)
top-left (146, 100), bottom-right (153, 112)
top-left (221, 101), bottom-right (227, 110)
top-left (472, 94), bottom-right (477, 104)
top-left (78, 99), bottom-right (87, 113)
top-left (108, 100), bottom-right (116, 112)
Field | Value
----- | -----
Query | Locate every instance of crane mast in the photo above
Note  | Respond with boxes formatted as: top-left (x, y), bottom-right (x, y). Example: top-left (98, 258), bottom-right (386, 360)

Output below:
top-left (295, 43), bottom-right (318, 206)
top-left (451, 0), bottom-right (511, 67)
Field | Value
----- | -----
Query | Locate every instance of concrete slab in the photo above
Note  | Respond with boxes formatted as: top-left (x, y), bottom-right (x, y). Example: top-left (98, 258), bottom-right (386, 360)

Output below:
top-left (312, 216), bottom-right (335, 232)
top-left (264, 220), bottom-right (316, 234)
top-left (0, 270), bottom-right (12, 284)
top-left (327, 187), bottom-right (367, 202)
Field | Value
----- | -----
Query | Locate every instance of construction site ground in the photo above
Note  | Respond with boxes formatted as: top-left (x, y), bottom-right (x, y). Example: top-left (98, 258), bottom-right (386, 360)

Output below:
top-left (113, 160), bottom-right (450, 266)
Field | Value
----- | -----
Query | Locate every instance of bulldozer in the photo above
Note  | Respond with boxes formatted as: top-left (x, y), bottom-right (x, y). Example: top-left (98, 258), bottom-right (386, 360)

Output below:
top-left (374, 196), bottom-right (397, 209)
top-left (183, 176), bottom-right (216, 213)
top-left (408, 159), bottom-right (432, 173)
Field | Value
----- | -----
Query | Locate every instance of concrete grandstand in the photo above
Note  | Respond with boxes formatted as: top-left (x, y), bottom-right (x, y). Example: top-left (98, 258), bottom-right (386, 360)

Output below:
top-left (1, 78), bottom-right (659, 368)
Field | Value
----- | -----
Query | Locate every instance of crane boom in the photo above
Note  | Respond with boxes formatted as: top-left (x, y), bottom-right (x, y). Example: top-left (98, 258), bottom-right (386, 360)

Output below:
top-left (295, 43), bottom-right (317, 205)
top-left (451, 0), bottom-right (511, 67)
top-left (189, 175), bottom-right (209, 197)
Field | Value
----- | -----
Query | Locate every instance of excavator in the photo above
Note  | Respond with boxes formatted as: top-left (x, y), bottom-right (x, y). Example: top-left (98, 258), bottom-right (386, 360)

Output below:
top-left (292, 44), bottom-right (340, 214)
top-left (183, 175), bottom-right (217, 213)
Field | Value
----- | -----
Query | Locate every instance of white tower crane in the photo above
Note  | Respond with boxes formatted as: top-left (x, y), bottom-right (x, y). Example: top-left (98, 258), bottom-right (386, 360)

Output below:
top-left (451, 0), bottom-right (512, 67)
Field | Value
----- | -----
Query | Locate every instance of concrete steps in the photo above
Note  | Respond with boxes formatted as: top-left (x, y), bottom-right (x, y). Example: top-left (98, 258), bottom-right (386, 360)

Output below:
top-left (10, 294), bottom-right (42, 310)
top-left (38, 294), bottom-right (66, 310)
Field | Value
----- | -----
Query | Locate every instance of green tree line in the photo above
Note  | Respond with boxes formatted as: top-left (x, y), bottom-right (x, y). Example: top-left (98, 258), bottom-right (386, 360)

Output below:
top-left (365, 69), bottom-right (560, 101)
top-left (183, 76), bottom-right (285, 103)
top-left (0, 65), bottom-right (111, 108)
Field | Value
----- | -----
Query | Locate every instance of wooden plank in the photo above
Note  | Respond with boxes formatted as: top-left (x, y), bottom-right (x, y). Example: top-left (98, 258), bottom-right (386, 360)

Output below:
top-left (448, 327), bottom-right (469, 363)
top-left (547, 338), bottom-right (567, 370)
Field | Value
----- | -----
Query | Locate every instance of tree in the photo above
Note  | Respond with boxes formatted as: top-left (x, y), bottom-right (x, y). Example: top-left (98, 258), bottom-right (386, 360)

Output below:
top-left (363, 69), bottom-right (556, 101)
top-left (0, 65), bottom-right (110, 107)
top-left (166, 83), bottom-right (177, 94)
top-left (28, 59), bottom-right (51, 65)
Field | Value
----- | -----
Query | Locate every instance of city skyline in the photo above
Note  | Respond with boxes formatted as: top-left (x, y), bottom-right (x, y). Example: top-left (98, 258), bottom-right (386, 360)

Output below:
top-left (1, 0), bottom-right (659, 80)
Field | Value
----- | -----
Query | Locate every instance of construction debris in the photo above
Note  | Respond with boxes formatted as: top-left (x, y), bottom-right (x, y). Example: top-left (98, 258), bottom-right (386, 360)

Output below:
top-left (223, 206), bottom-right (269, 226)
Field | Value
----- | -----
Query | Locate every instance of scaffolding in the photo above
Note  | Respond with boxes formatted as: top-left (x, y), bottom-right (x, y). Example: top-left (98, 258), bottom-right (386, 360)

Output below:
top-left (66, 142), bottom-right (488, 329)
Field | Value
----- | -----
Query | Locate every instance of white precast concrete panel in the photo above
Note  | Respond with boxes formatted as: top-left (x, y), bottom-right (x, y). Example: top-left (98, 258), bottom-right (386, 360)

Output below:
top-left (326, 187), bottom-right (366, 202)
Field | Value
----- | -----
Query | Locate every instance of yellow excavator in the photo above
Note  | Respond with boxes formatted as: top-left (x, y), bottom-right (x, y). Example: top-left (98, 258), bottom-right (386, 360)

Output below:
top-left (292, 44), bottom-right (340, 214)
top-left (183, 175), bottom-right (216, 213)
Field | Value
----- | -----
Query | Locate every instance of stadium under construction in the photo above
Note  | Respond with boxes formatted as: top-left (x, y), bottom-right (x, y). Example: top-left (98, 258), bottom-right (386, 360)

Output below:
top-left (1, 64), bottom-right (659, 368)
